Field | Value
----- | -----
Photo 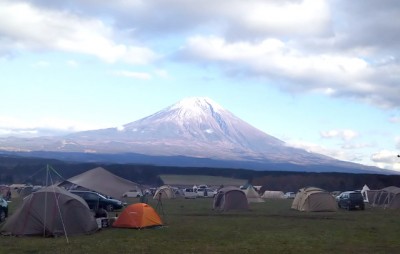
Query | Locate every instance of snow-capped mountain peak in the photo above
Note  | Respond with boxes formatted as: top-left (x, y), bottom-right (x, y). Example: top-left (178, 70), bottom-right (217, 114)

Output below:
top-left (167, 97), bottom-right (224, 121)
top-left (0, 97), bottom-right (386, 173)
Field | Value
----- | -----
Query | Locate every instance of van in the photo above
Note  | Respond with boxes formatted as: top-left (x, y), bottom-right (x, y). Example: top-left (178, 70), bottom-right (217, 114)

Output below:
top-left (183, 188), bottom-right (197, 199)
top-left (197, 188), bottom-right (217, 198)
top-left (122, 190), bottom-right (143, 198)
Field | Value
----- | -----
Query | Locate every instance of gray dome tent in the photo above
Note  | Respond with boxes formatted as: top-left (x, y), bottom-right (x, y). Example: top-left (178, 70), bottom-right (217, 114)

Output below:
top-left (1, 186), bottom-right (98, 237)
top-left (213, 186), bottom-right (249, 211)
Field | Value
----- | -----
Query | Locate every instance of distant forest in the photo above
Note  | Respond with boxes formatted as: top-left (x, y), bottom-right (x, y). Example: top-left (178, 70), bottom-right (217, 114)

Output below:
top-left (0, 154), bottom-right (399, 192)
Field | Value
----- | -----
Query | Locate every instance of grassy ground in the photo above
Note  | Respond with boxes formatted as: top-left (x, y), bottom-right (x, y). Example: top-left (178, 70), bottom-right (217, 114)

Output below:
top-left (159, 174), bottom-right (247, 186)
top-left (1, 197), bottom-right (400, 254)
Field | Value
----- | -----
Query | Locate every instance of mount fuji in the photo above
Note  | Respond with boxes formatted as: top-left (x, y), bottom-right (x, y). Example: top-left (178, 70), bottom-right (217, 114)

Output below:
top-left (0, 97), bottom-right (389, 173)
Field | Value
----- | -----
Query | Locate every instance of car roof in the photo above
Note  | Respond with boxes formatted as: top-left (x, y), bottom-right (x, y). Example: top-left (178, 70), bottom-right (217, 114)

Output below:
top-left (341, 191), bottom-right (361, 194)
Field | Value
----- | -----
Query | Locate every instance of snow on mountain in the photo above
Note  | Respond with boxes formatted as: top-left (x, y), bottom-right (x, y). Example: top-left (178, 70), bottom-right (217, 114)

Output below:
top-left (115, 97), bottom-right (284, 155)
top-left (61, 97), bottom-right (331, 164)
top-left (0, 97), bottom-right (387, 173)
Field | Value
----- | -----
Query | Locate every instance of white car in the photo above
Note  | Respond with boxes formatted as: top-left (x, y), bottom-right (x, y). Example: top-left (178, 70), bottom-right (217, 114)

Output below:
top-left (284, 192), bottom-right (296, 199)
top-left (122, 190), bottom-right (143, 198)
top-left (197, 188), bottom-right (217, 198)
top-left (183, 188), bottom-right (197, 199)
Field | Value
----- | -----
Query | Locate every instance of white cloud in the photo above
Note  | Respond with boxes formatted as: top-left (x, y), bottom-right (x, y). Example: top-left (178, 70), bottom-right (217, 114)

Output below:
top-left (2, 1), bottom-right (399, 110)
top-left (179, 35), bottom-right (372, 87)
top-left (0, 129), bottom-right (38, 136)
top-left (0, 116), bottom-right (106, 136)
top-left (59, 0), bottom-right (332, 39)
top-left (0, 1), bottom-right (157, 64)
top-left (371, 150), bottom-right (400, 171)
top-left (287, 140), bottom-right (362, 163)
top-left (320, 129), bottom-right (358, 141)
top-left (112, 70), bottom-right (152, 80)
top-left (227, 0), bottom-right (331, 38)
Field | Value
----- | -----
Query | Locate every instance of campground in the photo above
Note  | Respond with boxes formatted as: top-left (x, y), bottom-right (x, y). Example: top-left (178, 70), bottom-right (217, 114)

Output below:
top-left (1, 196), bottom-right (400, 254)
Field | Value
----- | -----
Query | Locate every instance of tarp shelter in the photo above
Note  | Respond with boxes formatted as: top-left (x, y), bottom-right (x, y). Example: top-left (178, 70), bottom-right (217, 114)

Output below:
top-left (1, 186), bottom-right (98, 236)
top-left (361, 184), bottom-right (370, 202)
top-left (370, 186), bottom-right (400, 209)
top-left (244, 186), bottom-right (264, 203)
top-left (113, 203), bottom-right (162, 229)
top-left (291, 187), bottom-right (338, 212)
top-left (153, 185), bottom-right (176, 200)
top-left (213, 186), bottom-right (249, 211)
top-left (60, 167), bottom-right (140, 199)
top-left (261, 191), bottom-right (285, 199)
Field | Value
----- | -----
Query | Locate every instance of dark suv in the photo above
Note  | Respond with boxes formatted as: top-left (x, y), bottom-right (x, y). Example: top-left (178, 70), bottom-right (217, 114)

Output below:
top-left (70, 190), bottom-right (124, 212)
top-left (0, 197), bottom-right (8, 222)
top-left (337, 191), bottom-right (365, 210)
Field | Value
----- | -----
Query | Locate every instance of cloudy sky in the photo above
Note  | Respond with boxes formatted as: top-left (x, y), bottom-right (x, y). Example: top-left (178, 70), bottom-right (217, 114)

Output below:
top-left (1, 0), bottom-right (399, 171)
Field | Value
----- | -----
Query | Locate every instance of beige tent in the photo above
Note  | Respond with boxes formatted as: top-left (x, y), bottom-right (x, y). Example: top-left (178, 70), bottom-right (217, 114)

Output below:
top-left (261, 191), bottom-right (285, 199)
top-left (291, 187), bottom-right (338, 212)
top-left (370, 186), bottom-right (400, 209)
top-left (153, 185), bottom-right (176, 199)
top-left (213, 186), bottom-right (249, 211)
top-left (59, 167), bottom-right (139, 199)
top-left (244, 186), bottom-right (264, 203)
top-left (1, 186), bottom-right (98, 237)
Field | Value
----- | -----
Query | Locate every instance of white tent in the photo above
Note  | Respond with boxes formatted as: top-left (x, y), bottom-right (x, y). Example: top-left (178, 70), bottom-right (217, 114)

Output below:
top-left (261, 191), bottom-right (285, 199)
top-left (153, 185), bottom-right (176, 199)
top-left (59, 167), bottom-right (140, 199)
top-left (244, 186), bottom-right (264, 203)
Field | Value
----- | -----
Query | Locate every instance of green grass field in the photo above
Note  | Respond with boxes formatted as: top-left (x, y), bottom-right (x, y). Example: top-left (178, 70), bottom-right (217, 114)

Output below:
top-left (159, 174), bottom-right (247, 186)
top-left (1, 197), bottom-right (399, 254)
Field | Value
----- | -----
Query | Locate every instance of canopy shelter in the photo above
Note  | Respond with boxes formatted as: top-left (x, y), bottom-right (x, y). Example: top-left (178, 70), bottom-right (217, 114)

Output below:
top-left (59, 167), bottom-right (140, 199)
top-left (113, 203), bottom-right (162, 229)
top-left (1, 186), bottom-right (98, 237)
top-left (370, 186), bottom-right (400, 209)
top-left (213, 186), bottom-right (249, 211)
top-left (291, 187), bottom-right (338, 212)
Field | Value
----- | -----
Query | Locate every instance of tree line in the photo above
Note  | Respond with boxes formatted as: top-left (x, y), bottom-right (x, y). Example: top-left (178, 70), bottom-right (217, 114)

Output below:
top-left (0, 154), bottom-right (399, 191)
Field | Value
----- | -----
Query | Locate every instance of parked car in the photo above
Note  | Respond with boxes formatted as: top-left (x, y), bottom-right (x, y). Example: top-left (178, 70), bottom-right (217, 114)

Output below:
top-left (70, 190), bottom-right (124, 212)
top-left (337, 191), bottom-right (365, 210)
top-left (197, 188), bottom-right (217, 198)
top-left (183, 188), bottom-right (197, 199)
top-left (284, 192), bottom-right (296, 199)
top-left (0, 196), bottom-right (8, 222)
top-left (122, 190), bottom-right (143, 198)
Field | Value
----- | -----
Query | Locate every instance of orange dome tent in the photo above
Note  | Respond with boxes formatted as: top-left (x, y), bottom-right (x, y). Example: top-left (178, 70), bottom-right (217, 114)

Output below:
top-left (112, 203), bottom-right (163, 229)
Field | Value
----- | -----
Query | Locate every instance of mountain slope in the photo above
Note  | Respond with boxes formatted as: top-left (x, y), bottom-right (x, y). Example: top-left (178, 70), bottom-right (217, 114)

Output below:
top-left (64, 97), bottom-right (329, 163)
top-left (0, 97), bottom-right (389, 173)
